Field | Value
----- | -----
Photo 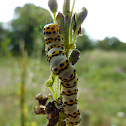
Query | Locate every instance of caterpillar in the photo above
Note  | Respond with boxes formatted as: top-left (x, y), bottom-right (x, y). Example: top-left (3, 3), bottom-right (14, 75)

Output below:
top-left (43, 23), bottom-right (81, 125)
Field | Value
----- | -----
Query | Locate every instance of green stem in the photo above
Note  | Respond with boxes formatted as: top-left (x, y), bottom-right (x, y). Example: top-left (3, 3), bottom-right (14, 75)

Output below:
top-left (49, 86), bottom-right (56, 100)
top-left (70, 0), bottom-right (76, 16)
top-left (72, 24), bottom-right (79, 46)
top-left (53, 12), bottom-right (56, 22)
top-left (63, 0), bottom-right (70, 15)
top-left (69, 21), bottom-right (73, 45)
top-left (54, 75), bottom-right (58, 99)
top-left (49, 75), bottom-right (58, 100)
top-left (20, 41), bottom-right (27, 126)
top-left (63, 0), bottom-right (70, 57)
top-left (69, 0), bottom-right (76, 44)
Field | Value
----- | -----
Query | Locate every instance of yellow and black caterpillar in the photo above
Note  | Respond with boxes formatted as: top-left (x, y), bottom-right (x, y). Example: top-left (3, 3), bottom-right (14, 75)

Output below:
top-left (43, 24), bottom-right (81, 125)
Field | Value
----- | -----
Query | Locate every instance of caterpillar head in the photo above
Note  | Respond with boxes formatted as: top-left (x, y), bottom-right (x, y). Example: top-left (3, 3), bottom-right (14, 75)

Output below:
top-left (43, 24), bottom-right (60, 37)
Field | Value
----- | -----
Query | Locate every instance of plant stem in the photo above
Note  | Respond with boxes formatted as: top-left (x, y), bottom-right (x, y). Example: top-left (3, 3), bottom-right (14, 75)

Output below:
top-left (48, 74), bottom-right (58, 100)
top-left (63, 0), bottom-right (70, 57)
top-left (54, 75), bottom-right (58, 99)
top-left (53, 12), bottom-right (56, 22)
top-left (49, 86), bottom-right (56, 100)
top-left (69, 19), bottom-right (73, 45)
top-left (70, 0), bottom-right (76, 16)
top-left (72, 24), bottom-right (79, 46)
top-left (20, 42), bottom-right (27, 126)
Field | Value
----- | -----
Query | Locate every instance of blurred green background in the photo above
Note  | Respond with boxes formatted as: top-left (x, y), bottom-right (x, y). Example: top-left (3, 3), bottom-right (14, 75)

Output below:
top-left (0, 3), bottom-right (126, 126)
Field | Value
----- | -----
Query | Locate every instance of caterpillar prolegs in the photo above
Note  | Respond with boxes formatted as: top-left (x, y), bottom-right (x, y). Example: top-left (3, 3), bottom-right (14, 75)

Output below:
top-left (43, 24), bottom-right (81, 125)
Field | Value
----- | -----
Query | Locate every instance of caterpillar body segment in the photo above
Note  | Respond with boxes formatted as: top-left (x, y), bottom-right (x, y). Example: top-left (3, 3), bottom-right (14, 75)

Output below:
top-left (43, 23), bottom-right (80, 125)
top-left (43, 24), bottom-right (60, 37)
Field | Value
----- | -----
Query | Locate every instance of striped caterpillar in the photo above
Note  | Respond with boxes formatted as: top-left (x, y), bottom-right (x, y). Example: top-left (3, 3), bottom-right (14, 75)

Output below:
top-left (43, 23), bottom-right (81, 125)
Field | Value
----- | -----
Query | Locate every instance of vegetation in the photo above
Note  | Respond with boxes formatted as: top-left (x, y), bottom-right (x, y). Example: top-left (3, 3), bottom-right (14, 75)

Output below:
top-left (0, 50), bottom-right (126, 126)
top-left (0, 4), bottom-right (126, 57)
top-left (97, 37), bottom-right (126, 51)
top-left (0, 1), bottom-right (126, 126)
top-left (0, 4), bottom-right (53, 56)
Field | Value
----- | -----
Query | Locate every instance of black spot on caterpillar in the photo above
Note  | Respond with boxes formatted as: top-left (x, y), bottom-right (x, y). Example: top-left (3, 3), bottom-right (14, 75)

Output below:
top-left (43, 23), bottom-right (81, 125)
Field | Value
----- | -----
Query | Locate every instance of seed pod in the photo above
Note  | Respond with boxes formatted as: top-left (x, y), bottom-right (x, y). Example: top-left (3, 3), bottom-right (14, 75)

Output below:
top-left (75, 7), bottom-right (88, 26)
top-left (36, 93), bottom-right (51, 105)
top-left (48, 0), bottom-right (58, 13)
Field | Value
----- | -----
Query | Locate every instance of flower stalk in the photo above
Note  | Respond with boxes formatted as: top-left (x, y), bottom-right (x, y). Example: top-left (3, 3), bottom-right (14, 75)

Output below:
top-left (63, 0), bottom-right (71, 57)
top-left (48, 0), bottom-right (58, 22)
top-left (35, 0), bottom-right (88, 126)
top-left (72, 7), bottom-right (88, 46)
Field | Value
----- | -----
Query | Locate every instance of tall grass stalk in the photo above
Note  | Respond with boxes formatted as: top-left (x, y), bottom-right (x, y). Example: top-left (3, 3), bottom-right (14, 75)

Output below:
top-left (19, 41), bottom-right (28, 126)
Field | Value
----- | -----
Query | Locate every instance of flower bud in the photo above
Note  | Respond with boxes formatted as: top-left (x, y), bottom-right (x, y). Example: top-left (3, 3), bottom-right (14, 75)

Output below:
top-left (48, 0), bottom-right (58, 13)
top-left (69, 49), bottom-right (80, 65)
top-left (71, 13), bottom-right (76, 25)
top-left (75, 7), bottom-right (88, 26)
top-left (46, 75), bottom-right (54, 87)
top-left (56, 12), bottom-right (64, 31)
top-left (35, 93), bottom-right (47, 100)
top-left (72, 13), bottom-right (82, 35)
